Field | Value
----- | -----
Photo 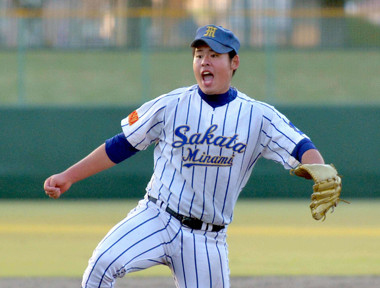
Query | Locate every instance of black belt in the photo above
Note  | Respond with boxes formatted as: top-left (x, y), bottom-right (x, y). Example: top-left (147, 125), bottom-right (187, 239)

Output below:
top-left (148, 196), bottom-right (224, 232)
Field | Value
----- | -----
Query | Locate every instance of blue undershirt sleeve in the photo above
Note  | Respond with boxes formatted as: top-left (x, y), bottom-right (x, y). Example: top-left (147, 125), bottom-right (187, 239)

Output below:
top-left (291, 138), bottom-right (317, 162)
top-left (105, 133), bottom-right (139, 164)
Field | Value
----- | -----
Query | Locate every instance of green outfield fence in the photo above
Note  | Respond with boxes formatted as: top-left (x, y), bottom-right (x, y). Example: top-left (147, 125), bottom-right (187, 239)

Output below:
top-left (0, 105), bottom-right (378, 199)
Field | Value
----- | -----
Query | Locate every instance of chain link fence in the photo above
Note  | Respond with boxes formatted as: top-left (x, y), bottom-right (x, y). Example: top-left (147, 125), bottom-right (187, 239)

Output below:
top-left (1, 0), bottom-right (380, 50)
top-left (0, 0), bottom-right (379, 105)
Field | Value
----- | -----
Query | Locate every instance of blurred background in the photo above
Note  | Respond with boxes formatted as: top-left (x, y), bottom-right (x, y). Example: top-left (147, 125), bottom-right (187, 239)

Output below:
top-left (0, 0), bottom-right (379, 199)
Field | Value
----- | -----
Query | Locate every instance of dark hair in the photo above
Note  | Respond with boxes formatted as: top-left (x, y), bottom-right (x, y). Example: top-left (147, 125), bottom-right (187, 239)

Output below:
top-left (228, 50), bottom-right (238, 76)
top-left (228, 50), bottom-right (237, 59)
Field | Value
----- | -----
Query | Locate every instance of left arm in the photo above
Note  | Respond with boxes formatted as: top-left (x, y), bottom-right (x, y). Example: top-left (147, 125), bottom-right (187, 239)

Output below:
top-left (293, 148), bottom-right (347, 221)
top-left (300, 149), bottom-right (324, 164)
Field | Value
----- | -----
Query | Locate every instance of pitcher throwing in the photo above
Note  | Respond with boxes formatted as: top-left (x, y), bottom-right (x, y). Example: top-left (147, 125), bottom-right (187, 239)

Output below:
top-left (44, 25), bottom-right (344, 288)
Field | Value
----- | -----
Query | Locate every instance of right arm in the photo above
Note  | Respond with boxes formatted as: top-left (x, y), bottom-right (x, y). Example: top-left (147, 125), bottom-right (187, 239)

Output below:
top-left (44, 143), bottom-right (115, 199)
top-left (45, 95), bottom-right (166, 199)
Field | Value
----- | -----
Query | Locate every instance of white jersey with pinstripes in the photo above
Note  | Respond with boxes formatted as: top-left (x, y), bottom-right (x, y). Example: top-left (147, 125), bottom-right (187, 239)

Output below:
top-left (121, 84), bottom-right (307, 226)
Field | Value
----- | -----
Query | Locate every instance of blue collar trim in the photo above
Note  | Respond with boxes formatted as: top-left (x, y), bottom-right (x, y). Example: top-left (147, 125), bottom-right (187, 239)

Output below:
top-left (198, 87), bottom-right (237, 108)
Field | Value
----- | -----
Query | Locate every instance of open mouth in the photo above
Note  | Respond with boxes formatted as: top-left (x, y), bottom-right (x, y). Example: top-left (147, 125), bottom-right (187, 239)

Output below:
top-left (202, 71), bottom-right (214, 85)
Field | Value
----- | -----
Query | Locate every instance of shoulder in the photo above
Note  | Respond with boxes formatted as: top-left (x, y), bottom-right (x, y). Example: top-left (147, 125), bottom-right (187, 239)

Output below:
top-left (234, 90), bottom-right (294, 128)
top-left (166, 85), bottom-right (197, 96)
top-left (234, 89), bottom-right (277, 117)
top-left (152, 85), bottom-right (197, 105)
top-left (138, 85), bottom-right (195, 113)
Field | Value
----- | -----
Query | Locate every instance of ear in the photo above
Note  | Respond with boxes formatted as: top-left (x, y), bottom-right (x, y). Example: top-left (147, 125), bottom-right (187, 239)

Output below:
top-left (231, 55), bottom-right (240, 71)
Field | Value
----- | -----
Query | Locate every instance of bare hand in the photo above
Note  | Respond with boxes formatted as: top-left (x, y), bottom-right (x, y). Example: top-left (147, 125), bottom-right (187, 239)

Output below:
top-left (44, 173), bottom-right (72, 199)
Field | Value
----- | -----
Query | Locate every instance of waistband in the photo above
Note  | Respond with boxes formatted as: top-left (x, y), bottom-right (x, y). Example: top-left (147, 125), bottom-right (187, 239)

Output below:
top-left (148, 196), bottom-right (225, 232)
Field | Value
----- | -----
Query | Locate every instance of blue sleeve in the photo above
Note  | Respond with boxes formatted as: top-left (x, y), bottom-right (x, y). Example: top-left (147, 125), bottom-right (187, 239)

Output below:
top-left (291, 138), bottom-right (317, 162)
top-left (105, 133), bottom-right (139, 164)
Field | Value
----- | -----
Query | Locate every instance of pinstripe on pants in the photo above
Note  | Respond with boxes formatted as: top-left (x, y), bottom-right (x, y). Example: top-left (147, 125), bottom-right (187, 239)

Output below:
top-left (82, 199), bottom-right (230, 288)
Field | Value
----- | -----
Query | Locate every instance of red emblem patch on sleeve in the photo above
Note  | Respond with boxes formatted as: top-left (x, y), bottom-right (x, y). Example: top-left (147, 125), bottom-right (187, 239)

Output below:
top-left (128, 110), bottom-right (139, 125)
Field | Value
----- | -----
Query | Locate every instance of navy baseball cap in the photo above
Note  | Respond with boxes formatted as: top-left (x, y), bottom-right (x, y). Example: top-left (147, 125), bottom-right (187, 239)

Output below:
top-left (191, 24), bottom-right (240, 54)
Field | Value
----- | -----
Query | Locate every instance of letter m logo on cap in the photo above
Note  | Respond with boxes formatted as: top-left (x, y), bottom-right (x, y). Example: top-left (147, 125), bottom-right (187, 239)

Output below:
top-left (203, 26), bottom-right (217, 38)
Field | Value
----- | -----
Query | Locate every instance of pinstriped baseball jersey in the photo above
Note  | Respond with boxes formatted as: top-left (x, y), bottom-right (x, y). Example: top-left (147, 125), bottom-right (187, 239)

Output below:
top-left (78, 25), bottom-right (320, 288)
top-left (121, 84), bottom-right (307, 226)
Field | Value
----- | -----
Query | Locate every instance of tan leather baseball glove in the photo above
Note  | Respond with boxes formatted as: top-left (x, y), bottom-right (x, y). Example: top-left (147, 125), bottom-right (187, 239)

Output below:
top-left (291, 164), bottom-right (349, 221)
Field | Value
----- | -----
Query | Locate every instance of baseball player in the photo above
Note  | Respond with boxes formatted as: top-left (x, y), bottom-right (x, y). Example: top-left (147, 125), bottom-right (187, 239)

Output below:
top-left (44, 25), bottom-right (343, 288)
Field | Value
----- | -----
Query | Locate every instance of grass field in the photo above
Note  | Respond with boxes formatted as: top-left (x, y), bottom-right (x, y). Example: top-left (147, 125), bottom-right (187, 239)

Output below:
top-left (1, 50), bottom-right (379, 106)
top-left (0, 199), bottom-right (379, 278)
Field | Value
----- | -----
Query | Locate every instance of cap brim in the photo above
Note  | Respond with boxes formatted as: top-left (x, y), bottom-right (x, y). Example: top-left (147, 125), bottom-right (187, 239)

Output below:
top-left (191, 38), bottom-right (233, 54)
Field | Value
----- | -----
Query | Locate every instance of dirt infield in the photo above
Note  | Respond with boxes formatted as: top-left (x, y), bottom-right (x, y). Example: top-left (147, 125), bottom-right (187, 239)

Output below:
top-left (1, 276), bottom-right (379, 288)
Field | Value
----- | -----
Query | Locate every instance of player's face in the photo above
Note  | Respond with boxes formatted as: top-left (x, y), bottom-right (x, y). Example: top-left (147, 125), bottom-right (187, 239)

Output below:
top-left (193, 45), bottom-right (239, 95)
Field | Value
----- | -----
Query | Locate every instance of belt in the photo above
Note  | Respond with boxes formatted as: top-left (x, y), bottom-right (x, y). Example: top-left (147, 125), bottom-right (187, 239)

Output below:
top-left (148, 196), bottom-right (224, 232)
